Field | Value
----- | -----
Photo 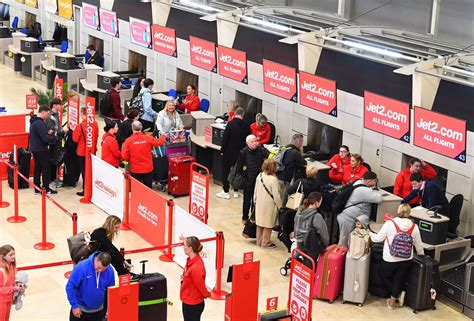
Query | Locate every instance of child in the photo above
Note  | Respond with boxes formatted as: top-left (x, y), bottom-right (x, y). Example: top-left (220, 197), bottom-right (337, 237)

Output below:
top-left (348, 215), bottom-right (370, 259)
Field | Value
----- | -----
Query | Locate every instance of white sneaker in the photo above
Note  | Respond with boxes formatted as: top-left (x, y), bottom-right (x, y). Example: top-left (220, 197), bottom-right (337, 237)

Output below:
top-left (216, 191), bottom-right (230, 199)
top-left (233, 192), bottom-right (239, 198)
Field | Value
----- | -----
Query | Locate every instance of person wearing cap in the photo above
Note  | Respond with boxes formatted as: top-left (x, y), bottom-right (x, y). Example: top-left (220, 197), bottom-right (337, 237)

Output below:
top-left (101, 119), bottom-right (121, 168)
top-left (337, 171), bottom-right (383, 247)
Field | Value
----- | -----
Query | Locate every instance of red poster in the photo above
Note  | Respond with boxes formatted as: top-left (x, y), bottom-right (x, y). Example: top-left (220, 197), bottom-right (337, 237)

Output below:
top-left (68, 95), bottom-right (80, 131)
top-left (0, 133), bottom-right (30, 180)
top-left (152, 24), bottom-right (177, 57)
top-left (189, 36), bottom-right (217, 73)
top-left (266, 297), bottom-right (278, 311)
top-left (299, 71), bottom-right (337, 117)
top-left (85, 97), bottom-right (96, 152)
top-left (0, 114), bottom-right (27, 134)
top-left (364, 91), bottom-right (410, 143)
top-left (217, 45), bottom-right (247, 83)
top-left (243, 252), bottom-right (254, 264)
top-left (289, 256), bottom-right (314, 321)
top-left (414, 107), bottom-right (467, 162)
top-left (189, 170), bottom-right (209, 223)
top-left (25, 94), bottom-right (38, 110)
top-left (54, 77), bottom-right (64, 101)
top-left (263, 59), bottom-right (297, 102)
top-left (129, 177), bottom-right (167, 247)
top-left (108, 283), bottom-right (138, 321)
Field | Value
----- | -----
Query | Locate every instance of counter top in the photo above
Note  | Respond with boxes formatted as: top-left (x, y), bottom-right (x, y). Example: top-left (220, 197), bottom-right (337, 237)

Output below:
top-left (191, 110), bottom-right (215, 120)
top-left (190, 133), bottom-right (221, 151)
top-left (378, 189), bottom-right (403, 202)
top-left (410, 206), bottom-right (450, 223)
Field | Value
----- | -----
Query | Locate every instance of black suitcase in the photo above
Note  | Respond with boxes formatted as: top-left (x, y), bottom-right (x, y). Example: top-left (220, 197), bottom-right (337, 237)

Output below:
top-left (152, 149), bottom-right (169, 184)
top-left (368, 243), bottom-right (391, 298)
top-left (405, 255), bottom-right (439, 313)
top-left (8, 148), bottom-right (31, 189)
top-left (132, 260), bottom-right (168, 321)
top-left (277, 207), bottom-right (296, 252)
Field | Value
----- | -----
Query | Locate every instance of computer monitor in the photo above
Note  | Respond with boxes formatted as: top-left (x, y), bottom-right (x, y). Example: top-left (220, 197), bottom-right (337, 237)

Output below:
top-left (0, 4), bottom-right (5, 20)
top-left (3, 4), bottom-right (9, 20)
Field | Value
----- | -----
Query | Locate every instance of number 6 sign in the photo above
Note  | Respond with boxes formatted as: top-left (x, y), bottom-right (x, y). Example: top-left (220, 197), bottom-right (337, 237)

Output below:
top-left (267, 297), bottom-right (278, 311)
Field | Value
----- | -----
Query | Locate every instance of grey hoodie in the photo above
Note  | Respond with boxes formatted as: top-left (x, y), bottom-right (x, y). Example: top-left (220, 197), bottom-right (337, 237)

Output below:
top-left (338, 179), bottom-right (383, 223)
top-left (294, 207), bottom-right (329, 247)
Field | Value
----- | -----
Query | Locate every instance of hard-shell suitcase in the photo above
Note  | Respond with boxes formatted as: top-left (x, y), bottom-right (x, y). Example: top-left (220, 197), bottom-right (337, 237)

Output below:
top-left (168, 155), bottom-right (195, 196)
top-left (152, 147), bottom-right (168, 185)
top-left (132, 260), bottom-right (168, 321)
top-left (8, 148), bottom-right (31, 189)
top-left (368, 243), bottom-right (390, 298)
top-left (405, 255), bottom-right (440, 313)
top-left (313, 244), bottom-right (348, 303)
top-left (342, 252), bottom-right (370, 306)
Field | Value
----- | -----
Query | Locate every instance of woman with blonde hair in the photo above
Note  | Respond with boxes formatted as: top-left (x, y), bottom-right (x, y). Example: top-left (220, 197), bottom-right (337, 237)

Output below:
top-left (254, 159), bottom-right (282, 248)
top-left (286, 165), bottom-right (321, 199)
top-left (90, 215), bottom-right (132, 275)
top-left (342, 153), bottom-right (368, 185)
top-left (155, 100), bottom-right (184, 135)
top-left (0, 245), bottom-right (24, 321)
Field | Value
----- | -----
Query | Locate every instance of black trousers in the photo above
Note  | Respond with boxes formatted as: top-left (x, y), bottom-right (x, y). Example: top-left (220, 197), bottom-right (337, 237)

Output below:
top-left (381, 259), bottom-right (412, 298)
top-left (79, 156), bottom-right (86, 190)
top-left (63, 151), bottom-right (80, 186)
top-left (221, 153), bottom-right (237, 193)
top-left (69, 309), bottom-right (103, 321)
top-left (32, 150), bottom-right (51, 190)
top-left (182, 301), bottom-right (205, 321)
top-left (139, 118), bottom-right (155, 133)
top-left (131, 172), bottom-right (153, 189)
top-left (242, 181), bottom-right (256, 221)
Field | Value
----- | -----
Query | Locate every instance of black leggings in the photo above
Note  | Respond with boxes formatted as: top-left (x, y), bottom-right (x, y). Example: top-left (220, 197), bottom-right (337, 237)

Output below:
top-left (32, 150), bottom-right (51, 190)
top-left (131, 172), bottom-right (153, 189)
top-left (182, 301), bottom-right (205, 321)
top-left (69, 309), bottom-right (103, 321)
top-left (381, 259), bottom-right (412, 298)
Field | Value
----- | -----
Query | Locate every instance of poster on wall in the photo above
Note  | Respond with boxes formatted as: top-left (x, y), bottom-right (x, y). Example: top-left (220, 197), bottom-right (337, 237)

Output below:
top-left (45, 0), bottom-right (57, 14)
top-left (263, 59), bottom-right (297, 102)
top-left (99, 8), bottom-right (119, 37)
top-left (151, 24), bottom-right (177, 57)
top-left (364, 91), bottom-right (410, 143)
top-left (25, 0), bottom-right (37, 8)
top-left (83, 2), bottom-right (99, 30)
top-left (414, 107), bottom-right (467, 163)
top-left (217, 45), bottom-right (248, 84)
top-left (299, 71), bottom-right (337, 117)
top-left (129, 17), bottom-right (152, 49)
top-left (189, 36), bottom-right (217, 73)
top-left (58, 0), bottom-right (73, 20)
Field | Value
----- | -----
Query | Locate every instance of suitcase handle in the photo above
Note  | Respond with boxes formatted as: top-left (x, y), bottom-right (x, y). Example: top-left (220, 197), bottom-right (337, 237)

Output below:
top-left (326, 270), bottom-right (330, 286)
top-left (139, 260), bottom-right (148, 275)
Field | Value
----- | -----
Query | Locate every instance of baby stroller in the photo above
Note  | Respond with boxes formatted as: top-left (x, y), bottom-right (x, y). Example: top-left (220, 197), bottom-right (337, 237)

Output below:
top-left (280, 241), bottom-right (298, 276)
top-left (277, 207), bottom-right (297, 252)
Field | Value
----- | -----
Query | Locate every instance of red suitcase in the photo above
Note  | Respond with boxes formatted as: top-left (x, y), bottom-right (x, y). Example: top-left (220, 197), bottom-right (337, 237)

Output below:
top-left (313, 244), bottom-right (348, 303)
top-left (168, 156), bottom-right (195, 196)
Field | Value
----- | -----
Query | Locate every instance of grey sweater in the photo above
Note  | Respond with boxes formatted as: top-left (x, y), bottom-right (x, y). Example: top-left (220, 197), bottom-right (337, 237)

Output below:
top-left (294, 207), bottom-right (329, 247)
top-left (338, 180), bottom-right (383, 222)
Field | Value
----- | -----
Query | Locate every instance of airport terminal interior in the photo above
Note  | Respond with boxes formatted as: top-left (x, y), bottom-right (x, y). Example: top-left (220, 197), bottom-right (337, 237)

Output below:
top-left (0, 0), bottom-right (474, 320)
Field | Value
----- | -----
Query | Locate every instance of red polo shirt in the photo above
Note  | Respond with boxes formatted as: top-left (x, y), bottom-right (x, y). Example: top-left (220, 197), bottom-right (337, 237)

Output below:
top-left (121, 132), bottom-right (166, 173)
top-left (327, 154), bottom-right (351, 183)
top-left (342, 164), bottom-right (368, 185)
top-left (180, 254), bottom-right (211, 305)
top-left (72, 120), bottom-right (99, 157)
top-left (178, 94), bottom-right (200, 113)
top-left (101, 132), bottom-right (121, 167)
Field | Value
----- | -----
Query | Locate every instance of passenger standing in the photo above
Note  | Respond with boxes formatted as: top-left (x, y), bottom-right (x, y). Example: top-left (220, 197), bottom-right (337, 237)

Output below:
top-left (176, 84), bottom-right (200, 113)
top-left (341, 154), bottom-right (368, 185)
top-left (327, 145), bottom-right (351, 183)
top-left (294, 192), bottom-right (329, 251)
top-left (101, 119), bottom-right (121, 168)
top-left (286, 165), bottom-right (322, 198)
top-left (250, 114), bottom-right (271, 145)
top-left (224, 100), bottom-right (238, 122)
top-left (254, 159), bottom-right (282, 248)
top-left (155, 100), bottom-right (183, 135)
top-left (139, 78), bottom-right (157, 132)
top-left (132, 75), bottom-right (145, 99)
top-left (117, 108), bottom-right (140, 150)
top-left (0, 245), bottom-right (24, 321)
top-left (121, 121), bottom-right (166, 188)
top-left (108, 77), bottom-right (125, 121)
top-left (394, 158), bottom-right (437, 205)
top-left (45, 98), bottom-right (64, 183)
top-left (216, 107), bottom-right (250, 200)
top-left (180, 237), bottom-right (211, 321)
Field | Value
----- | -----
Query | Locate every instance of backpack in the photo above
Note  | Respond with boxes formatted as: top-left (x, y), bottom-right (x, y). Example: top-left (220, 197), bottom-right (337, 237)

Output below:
top-left (387, 220), bottom-right (415, 259)
top-left (272, 147), bottom-right (289, 173)
top-left (332, 184), bottom-right (364, 214)
top-left (302, 221), bottom-right (325, 268)
top-left (99, 90), bottom-right (112, 116)
top-left (130, 93), bottom-right (144, 117)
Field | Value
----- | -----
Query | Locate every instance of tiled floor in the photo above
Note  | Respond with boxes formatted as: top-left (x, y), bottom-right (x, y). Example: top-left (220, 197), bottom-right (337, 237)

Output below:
top-left (0, 64), bottom-right (468, 320)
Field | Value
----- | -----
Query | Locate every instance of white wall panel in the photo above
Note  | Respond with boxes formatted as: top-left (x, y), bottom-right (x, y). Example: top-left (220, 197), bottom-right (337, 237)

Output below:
top-left (292, 113), bottom-right (308, 136)
top-left (379, 167), bottom-right (398, 188)
top-left (381, 146), bottom-right (403, 172)
top-left (446, 171), bottom-right (472, 201)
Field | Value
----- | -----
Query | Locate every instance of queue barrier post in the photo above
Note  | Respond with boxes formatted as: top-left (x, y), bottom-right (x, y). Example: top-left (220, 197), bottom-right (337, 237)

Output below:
top-left (159, 199), bottom-right (175, 262)
top-left (80, 151), bottom-right (92, 204)
top-left (65, 212), bottom-right (78, 278)
top-left (0, 162), bottom-right (10, 208)
top-left (7, 164), bottom-right (26, 223)
top-left (120, 173), bottom-right (131, 231)
top-left (34, 189), bottom-right (55, 250)
top-left (210, 231), bottom-right (228, 300)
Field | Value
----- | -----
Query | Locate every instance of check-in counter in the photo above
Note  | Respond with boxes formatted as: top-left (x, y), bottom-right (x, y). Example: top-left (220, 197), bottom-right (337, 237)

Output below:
top-left (372, 189), bottom-right (403, 223)
top-left (9, 38), bottom-right (44, 78)
top-left (0, 26), bottom-right (12, 56)
top-left (51, 53), bottom-right (86, 90)
top-left (190, 133), bottom-right (222, 183)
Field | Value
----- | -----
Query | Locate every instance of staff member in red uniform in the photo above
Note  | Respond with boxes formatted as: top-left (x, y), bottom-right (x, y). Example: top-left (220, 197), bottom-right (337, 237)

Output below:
top-left (327, 145), bottom-right (351, 183)
top-left (394, 158), bottom-right (437, 205)
top-left (180, 236), bottom-right (211, 321)
top-left (250, 113), bottom-right (271, 145)
top-left (176, 84), bottom-right (200, 113)
top-left (121, 121), bottom-right (166, 188)
top-left (73, 107), bottom-right (99, 197)
top-left (101, 119), bottom-right (121, 168)
top-left (342, 153), bottom-right (368, 185)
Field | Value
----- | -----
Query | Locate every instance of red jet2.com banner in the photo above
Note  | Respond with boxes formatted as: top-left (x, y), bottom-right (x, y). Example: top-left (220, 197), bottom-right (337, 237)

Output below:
top-left (85, 97), bottom-right (96, 153)
top-left (218, 45), bottom-right (248, 84)
top-left (299, 71), bottom-right (337, 117)
top-left (364, 91), bottom-right (410, 143)
top-left (414, 107), bottom-right (467, 163)
top-left (263, 59), bottom-right (297, 102)
top-left (152, 24), bottom-right (177, 57)
top-left (190, 36), bottom-right (217, 73)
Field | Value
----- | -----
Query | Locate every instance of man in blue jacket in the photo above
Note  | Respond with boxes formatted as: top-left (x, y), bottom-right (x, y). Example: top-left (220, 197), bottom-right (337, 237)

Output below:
top-left (404, 172), bottom-right (449, 215)
top-left (66, 252), bottom-right (115, 321)
top-left (29, 105), bottom-right (57, 194)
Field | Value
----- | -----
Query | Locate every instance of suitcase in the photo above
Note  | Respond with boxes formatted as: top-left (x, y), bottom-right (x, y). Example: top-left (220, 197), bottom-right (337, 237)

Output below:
top-left (368, 243), bottom-right (390, 298)
top-left (132, 260), bottom-right (168, 321)
top-left (405, 255), bottom-right (440, 313)
top-left (313, 244), bottom-right (347, 303)
top-left (277, 207), bottom-right (297, 252)
top-left (342, 252), bottom-right (370, 306)
top-left (152, 147), bottom-right (168, 184)
top-left (8, 148), bottom-right (31, 189)
top-left (168, 155), bottom-right (195, 196)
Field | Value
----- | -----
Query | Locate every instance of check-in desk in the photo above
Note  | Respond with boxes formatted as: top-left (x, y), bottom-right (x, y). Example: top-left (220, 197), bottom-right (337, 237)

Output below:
top-left (39, 47), bottom-right (61, 87)
top-left (0, 26), bottom-right (12, 56)
top-left (51, 53), bottom-right (86, 90)
top-left (372, 189), bottom-right (403, 223)
top-left (190, 133), bottom-right (222, 183)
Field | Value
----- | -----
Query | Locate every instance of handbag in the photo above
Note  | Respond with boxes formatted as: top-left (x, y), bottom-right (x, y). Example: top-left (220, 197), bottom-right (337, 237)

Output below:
top-left (228, 165), bottom-right (245, 190)
top-left (67, 232), bottom-right (100, 263)
top-left (286, 181), bottom-right (304, 210)
top-left (242, 199), bottom-right (256, 238)
top-left (50, 139), bottom-right (66, 166)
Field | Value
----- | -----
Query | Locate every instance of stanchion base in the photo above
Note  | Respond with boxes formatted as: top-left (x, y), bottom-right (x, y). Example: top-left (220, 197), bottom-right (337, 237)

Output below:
top-left (210, 290), bottom-right (228, 300)
top-left (79, 197), bottom-right (92, 204)
top-left (7, 216), bottom-right (26, 223)
top-left (119, 223), bottom-right (132, 231)
top-left (0, 201), bottom-right (10, 208)
top-left (34, 242), bottom-right (55, 251)
top-left (64, 271), bottom-right (71, 279)
top-left (159, 254), bottom-right (174, 262)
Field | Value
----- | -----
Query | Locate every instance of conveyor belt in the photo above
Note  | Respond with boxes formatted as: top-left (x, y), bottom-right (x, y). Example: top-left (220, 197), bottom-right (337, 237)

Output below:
top-left (442, 265), bottom-right (466, 288)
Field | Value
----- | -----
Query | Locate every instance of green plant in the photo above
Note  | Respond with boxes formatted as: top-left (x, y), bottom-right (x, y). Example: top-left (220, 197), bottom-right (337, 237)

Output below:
top-left (30, 82), bottom-right (76, 113)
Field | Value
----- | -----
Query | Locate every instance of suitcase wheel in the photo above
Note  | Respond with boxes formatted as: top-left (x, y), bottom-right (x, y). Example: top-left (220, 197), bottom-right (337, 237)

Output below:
top-left (413, 310), bottom-right (418, 314)
top-left (342, 300), bottom-right (345, 304)
top-left (358, 303), bottom-right (363, 307)
top-left (280, 267), bottom-right (288, 276)
top-left (329, 300), bottom-right (334, 304)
